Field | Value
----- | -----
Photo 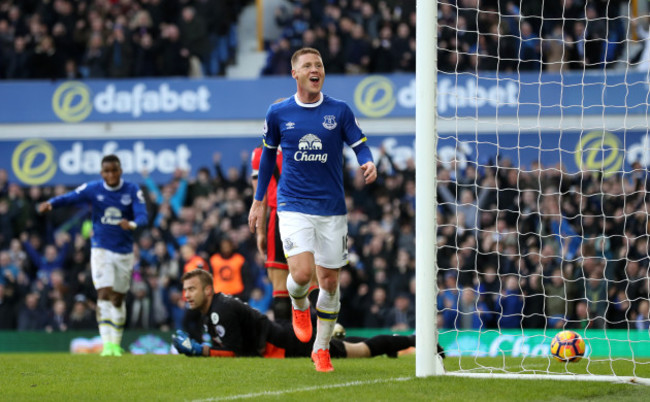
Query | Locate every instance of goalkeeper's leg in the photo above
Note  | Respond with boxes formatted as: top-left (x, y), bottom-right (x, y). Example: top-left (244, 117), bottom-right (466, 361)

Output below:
top-left (340, 335), bottom-right (414, 358)
top-left (340, 335), bottom-right (446, 359)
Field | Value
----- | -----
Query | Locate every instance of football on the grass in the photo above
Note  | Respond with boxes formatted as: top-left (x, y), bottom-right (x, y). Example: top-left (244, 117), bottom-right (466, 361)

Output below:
top-left (550, 330), bottom-right (586, 362)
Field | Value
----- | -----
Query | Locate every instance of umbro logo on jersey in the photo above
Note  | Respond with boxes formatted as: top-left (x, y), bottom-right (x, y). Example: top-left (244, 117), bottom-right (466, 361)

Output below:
top-left (322, 115), bottom-right (337, 130)
top-left (286, 121), bottom-right (295, 130)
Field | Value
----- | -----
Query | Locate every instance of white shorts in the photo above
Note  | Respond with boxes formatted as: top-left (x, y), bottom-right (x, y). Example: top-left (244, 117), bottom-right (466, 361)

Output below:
top-left (90, 248), bottom-right (134, 294)
top-left (277, 211), bottom-right (348, 269)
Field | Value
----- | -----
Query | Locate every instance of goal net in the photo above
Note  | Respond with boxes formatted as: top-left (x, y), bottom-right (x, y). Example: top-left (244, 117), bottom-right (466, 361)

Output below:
top-left (432, 0), bottom-right (650, 384)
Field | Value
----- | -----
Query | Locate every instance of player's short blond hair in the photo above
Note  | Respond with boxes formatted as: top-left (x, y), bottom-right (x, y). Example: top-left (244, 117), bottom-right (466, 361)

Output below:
top-left (181, 269), bottom-right (213, 289)
top-left (291, 47), bottom-right (322, 69)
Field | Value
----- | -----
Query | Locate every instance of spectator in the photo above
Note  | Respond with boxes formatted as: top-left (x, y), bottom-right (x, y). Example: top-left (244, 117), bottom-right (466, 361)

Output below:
top-left (384, 292), bottom-right (415, 331)
top-left (209, 238), bottom-right (252, 301)
top-left (68, 294), bottom-right (97, 330)
top-left (45, 299), bottom-right (68, 332)
top-left (457, 286), bottom-right (492, 329)
top-left (0, 250), bottom-right (19, 286)
top-left (180, 243), bottom-right (207, 274)
top-left (82, 33), bottom-right (107, 78)
top-left (5, 36), bottom-right (32, 79)
top-left (0, 283), bottom-right (17, 329)
top-left (368, 25), bottom-right (394, 73)
top-left (497, 275), bottom-right (524, 329)
top-left (17, 292), bottom-right (47, 331)
top-left (144, 168), bottom-right (188, 220)
top-left (132, 32), bottom-right (157, 77)
top-left (544, 267), bottom-right (570, 329)
top-left (105, 22), bottom-right (133, 78)
top-left (248, 280), bottom-right (273, 315)
top-left (129, 279), bottom-right (152, 329)
top-left (30, 35), bottom-right (64, 79)
top-left (21, 231), bottom-right (70, 284)
top-left (179, 6), bottom-right (210, 76)
top-left (159, 24), bottom-right (190, 77)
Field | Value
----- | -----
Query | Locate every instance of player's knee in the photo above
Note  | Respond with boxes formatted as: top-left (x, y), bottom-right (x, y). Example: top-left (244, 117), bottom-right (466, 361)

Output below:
top-left (97, 288), bottom-right (111, 301)
top-left (110, 292), bottom-right (125, 307)
top-left (291, 270), bottom-right (312, 285)
top-left (318, 276), bottom-right (338, 293)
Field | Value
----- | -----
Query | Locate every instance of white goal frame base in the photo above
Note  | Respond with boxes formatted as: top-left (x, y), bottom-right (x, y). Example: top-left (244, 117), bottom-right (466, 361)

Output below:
top-left (445, 372), bottom-right (650, 386)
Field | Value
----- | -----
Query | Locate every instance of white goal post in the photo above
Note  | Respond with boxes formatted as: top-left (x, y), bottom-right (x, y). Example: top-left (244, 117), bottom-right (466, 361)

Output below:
top-left (416, 0), bottom-right (650, 384)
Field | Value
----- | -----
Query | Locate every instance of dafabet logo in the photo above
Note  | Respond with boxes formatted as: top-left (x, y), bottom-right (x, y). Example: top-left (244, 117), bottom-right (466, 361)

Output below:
top-left (574, 131), bottom-right (623, 177)
top-left (51, 81), bottom-right (211, 123)
top-left (52, 81), bottom-right (93, 123)
top-left (12, 139), bottom-right (57, 185)
top-left (354, 76), bottom-right (396, 118)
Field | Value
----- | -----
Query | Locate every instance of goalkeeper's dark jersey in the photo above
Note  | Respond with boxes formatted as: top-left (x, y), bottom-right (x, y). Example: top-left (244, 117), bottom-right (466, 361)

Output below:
top-left (201, 292), bottom-right (345, 358)
top-left (201, 293), bottom-right (276, 357)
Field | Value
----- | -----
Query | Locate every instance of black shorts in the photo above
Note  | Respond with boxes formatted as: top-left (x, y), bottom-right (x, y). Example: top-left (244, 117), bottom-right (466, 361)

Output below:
top-left (266, 207), bottom-right (288, 270)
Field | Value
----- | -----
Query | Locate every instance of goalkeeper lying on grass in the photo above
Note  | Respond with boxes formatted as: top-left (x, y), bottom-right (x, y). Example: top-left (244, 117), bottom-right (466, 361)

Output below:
top-left (173, 269), bottom-right (445, 361)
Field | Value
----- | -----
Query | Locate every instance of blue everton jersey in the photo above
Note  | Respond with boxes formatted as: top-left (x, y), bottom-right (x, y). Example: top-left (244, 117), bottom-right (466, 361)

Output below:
top-left (263, 94), bottom-right (367, 215)
top-left (49, 180), bottom-right (148, 254)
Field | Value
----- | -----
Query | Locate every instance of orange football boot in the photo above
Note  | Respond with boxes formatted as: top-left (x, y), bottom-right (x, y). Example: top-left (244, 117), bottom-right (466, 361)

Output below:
top-left (292, 306), bottom-right (312, 343)
top-left (311, 348), bottom-right (334, 372)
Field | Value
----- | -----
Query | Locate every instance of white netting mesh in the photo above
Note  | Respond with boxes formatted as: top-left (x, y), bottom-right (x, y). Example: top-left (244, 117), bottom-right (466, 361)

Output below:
top-left (435, 0), bottom-right (650, 380)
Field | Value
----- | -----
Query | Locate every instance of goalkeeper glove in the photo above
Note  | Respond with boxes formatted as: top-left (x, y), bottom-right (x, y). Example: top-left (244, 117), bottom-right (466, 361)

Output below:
top-left (172, 330), bottom-right (204, 357)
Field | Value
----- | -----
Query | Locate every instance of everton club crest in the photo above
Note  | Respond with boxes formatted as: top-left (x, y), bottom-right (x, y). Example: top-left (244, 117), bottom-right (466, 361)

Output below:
top-left (322, 115), bottom-right (337, 130)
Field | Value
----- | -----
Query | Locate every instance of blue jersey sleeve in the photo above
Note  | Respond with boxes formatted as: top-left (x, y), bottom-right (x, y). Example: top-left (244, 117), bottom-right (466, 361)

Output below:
top-left (49, 182), bottom-right (91, 207)
top-left (254, 146), bottom-right (277, 202)
top-left (255, 106), bottom-right (281, 201)
top-left (341, 104), bottom-right (373, 165)
top-left (341, 104), bottom-right (366, 148)
top-left (263, 106), bottom-right (281, 149)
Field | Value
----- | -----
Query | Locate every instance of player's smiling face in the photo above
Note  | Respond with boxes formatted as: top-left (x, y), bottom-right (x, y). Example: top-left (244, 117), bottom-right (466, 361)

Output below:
top-left (101, 161), bottom-right (122, 187)
top-left (292, 52), bottom-right (324, 102)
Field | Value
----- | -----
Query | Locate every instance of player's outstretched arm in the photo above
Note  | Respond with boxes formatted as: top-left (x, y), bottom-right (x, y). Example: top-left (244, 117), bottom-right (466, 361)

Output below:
top-left (37, 202), bottom-right (52, 214)
top-left (172, 330), bottom-right (206, 356)
top-left (172, 330), bottom-right (236, 358)
top-left (360, 161), bottom-right (377, 184)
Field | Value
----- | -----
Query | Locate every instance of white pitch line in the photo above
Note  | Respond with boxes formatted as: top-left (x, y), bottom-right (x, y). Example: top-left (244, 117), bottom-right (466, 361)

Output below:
top-left (191, 377), bottom-right (414, 402)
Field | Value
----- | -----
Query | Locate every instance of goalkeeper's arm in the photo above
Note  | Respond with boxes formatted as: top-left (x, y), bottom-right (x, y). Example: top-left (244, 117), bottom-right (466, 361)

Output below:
top-left (172, 330), bottom-right (235, 357)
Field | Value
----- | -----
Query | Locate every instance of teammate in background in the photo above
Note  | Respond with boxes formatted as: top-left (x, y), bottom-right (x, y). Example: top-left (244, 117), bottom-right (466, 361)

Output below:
top-left (172, 270), bottom-right (428, 361)
top-left (38, 155), bottom-right (148, 356)
top-left (248, 47), bottom-right (377, 372)
top-left (251, 141), bottom-right (317, 322)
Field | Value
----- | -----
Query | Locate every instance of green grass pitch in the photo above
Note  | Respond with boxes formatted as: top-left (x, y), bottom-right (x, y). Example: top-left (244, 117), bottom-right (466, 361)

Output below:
top-left (1, 354), bottom-right (649, 401)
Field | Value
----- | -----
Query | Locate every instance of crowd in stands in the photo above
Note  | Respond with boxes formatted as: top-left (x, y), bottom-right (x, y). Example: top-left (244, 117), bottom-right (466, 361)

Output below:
top-left (0, 0), bottom-right (249, 80)
top-left (1, 145), bottom-right (650, 333)
top-left (0, 0), bottom-right (632, 81)
top-left (0, 1), bottom-right (648, 335)
top-left (436, 157), bottom-right (650, 331)
top-left (262, 0), bottom-right (628, 75)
